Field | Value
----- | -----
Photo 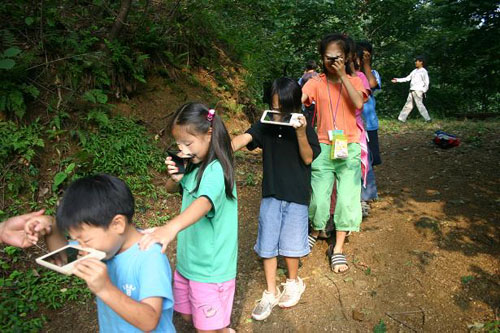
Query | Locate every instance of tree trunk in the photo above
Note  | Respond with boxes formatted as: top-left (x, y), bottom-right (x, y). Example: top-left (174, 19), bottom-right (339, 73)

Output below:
top-left (109, 0), bottom-right (132, 41)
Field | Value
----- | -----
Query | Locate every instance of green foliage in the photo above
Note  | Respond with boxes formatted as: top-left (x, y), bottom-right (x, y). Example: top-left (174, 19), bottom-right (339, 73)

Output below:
top-left (74, 115), bottom-right (165, 195)
top-left (0, 81), bottom-right (40, 119)
top-left (373, 319), bottom-right (387, 333)
top-left (0, 120), bottom-right (44, 163)
top-left (52, 162), bottom-right (76, 192)
top-left (80, 115), bottom-right (163, 175)
top-left (360, 0), bottom-right (500, 115)
top-left (1, 0), bottom-right (499, 122)
top-left (484, 320), bottom-right (500, 332)
top-left (0, 245), bottom-right (91, 332)
top-left (245, 172), bottom-right (257, 186)
top-left (0, 121), bottom-right (44, 204)
top-left (461, 275), bottom-right (475, 285)
top-left (83, 89), bottom-right (108, 105)
top-left (146, 211), bottom-right (172, 228)
top-left (0, 47), bottom-right (21, 69)
top-left (0, 32), bottom-right (39, 119)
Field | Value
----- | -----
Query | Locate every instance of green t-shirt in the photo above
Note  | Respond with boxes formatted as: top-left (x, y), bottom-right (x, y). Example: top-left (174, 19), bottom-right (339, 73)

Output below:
top-left (177, 160), bottom-right (238, 283)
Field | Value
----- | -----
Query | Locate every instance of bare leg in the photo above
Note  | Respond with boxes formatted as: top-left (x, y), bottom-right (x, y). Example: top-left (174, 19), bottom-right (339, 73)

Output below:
top-left (197, 328), bottom-right (235, 333)
top-left (263, 257), bottom-right (278, 294)
top-left (186, 308), bottom-right (235, 333)
top-left (284, 257), bottom-right (299, 280)
top-left (333, 230), bottom-right (348, 273)
top-left (181, 314), bottom-right (192, 323)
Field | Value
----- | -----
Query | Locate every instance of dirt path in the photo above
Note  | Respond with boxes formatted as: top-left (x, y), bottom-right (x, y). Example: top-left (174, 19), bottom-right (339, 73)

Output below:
top-left (195, 121), bottom-right (498, 332)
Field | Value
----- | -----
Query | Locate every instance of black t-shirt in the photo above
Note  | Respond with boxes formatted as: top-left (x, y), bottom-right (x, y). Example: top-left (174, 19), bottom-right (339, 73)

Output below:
top-left (246, 121), bottom-right (321, 205)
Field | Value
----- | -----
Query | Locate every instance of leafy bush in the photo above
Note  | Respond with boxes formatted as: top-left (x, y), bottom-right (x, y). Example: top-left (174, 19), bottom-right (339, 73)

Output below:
top-left (81, 115), bottom-right (163, 174)
top-left (0, 121), bottom-right (44, 216)
top-left (0, 246), bottom-right (91, 332)
top-left (0, 44), bottom-right (40, 119)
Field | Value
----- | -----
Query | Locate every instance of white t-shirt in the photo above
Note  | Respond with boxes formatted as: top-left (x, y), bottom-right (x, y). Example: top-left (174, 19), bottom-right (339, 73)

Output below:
top-left (396, 68), bottom-right (429, 93)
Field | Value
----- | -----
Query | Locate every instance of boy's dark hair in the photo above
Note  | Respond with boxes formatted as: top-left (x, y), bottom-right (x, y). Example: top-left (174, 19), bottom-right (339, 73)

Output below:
top-left (356, 40), bottom-right (373, 55)
top-left (56, 174), bottom-right (134, 231)
top-left (269, 77), bottom-right (302, 114)
top-left (170, 102), bottom-right (235, 199)
top-left (318, 33), bottom-right (353, 75)
top-left (305, 60), bottom-right (317, 71)
top-left (355, 44), bottom-right (365, 70)
top-left (415, 55), bottom-right (426, 66)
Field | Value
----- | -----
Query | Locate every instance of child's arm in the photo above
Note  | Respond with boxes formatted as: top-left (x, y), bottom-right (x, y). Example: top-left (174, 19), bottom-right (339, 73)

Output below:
top-left (301, 93), bottom-right (309, 104)
top-left (73, 258), bottom-right (163, 332)
top-left (333, 58), bottom-right (363, 110)
top-left (422, 71), bottom-right (430, 93)
top-left (139, 196), bottom-right (212, 253)
top-left (293, 115), bottom-right (314, 165)
top-left (231, 133), bottom-right (253, 151)
top-left (0, 209), bottom-right (45, 247)
top-left (24, 215), bottom-right (67, 251)
top-left (362, 51), bottom-right (378, 90)
top-left (392, 70), bottom-right (413, 83)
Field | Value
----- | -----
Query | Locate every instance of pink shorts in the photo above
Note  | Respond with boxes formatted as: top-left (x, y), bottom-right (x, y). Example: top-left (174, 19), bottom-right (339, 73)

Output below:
top-left (173, 270), bottom-right (235, 330)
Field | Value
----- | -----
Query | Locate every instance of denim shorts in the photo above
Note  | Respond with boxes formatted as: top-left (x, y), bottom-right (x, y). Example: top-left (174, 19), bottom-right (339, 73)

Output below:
top-left (254, 197), bottom-right (310, 258)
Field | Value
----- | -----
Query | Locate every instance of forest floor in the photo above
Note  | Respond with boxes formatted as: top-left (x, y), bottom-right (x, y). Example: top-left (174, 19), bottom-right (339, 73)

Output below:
top-left (41, 115), bottom-right (500, 332)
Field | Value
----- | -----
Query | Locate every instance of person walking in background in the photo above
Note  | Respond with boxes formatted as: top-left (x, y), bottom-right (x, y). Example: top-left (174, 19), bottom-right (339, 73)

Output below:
top-left (392, 55), bottom-right (431, 122)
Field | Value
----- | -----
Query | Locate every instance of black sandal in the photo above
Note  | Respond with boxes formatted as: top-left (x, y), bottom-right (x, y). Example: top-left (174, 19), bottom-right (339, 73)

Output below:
top-left (327, 245), bottom-right (349, 274)
top-left (308, 234), bottom-right (318, 249)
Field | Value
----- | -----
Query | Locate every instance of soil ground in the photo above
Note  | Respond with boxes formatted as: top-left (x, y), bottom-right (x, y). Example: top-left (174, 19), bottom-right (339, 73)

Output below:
top-left (40, 117), bottom-right (499, 332)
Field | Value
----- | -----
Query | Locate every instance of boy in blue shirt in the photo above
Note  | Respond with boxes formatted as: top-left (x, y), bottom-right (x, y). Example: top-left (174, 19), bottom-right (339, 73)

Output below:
top-left (25, 174), bottom-right (175, 332)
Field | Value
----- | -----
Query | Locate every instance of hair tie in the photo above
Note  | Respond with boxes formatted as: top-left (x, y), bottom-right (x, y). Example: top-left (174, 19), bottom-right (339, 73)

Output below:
top-left (207, 109), bottom-right (215, 122)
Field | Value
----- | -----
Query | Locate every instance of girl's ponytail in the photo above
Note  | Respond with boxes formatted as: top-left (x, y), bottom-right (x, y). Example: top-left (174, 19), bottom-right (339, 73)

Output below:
top-left (170, 102), bottom-right (235, 199)
top-left (208, 113), bottom-right (235, 198)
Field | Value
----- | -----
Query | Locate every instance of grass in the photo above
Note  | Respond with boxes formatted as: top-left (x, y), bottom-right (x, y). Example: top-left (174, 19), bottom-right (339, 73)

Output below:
top-left (461, 275), bottom-right (475, 285)
top-left (245, 172), bottom-right (257, 186)
top-left (373, 319), bottom-right (387, 333)
top-left (379, 117), bottom-right (499, 139)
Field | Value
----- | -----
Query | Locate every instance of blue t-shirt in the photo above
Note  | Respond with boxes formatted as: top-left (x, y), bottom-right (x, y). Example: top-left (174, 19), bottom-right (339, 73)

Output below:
top-left (96, 243), bottom-right (175, 333)
top-left (362, 70), bottom-right (382, 131)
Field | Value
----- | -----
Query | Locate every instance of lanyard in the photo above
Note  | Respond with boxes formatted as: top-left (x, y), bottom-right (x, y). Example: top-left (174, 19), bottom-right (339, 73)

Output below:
top-left (326, 77), bottom-right (343, 130)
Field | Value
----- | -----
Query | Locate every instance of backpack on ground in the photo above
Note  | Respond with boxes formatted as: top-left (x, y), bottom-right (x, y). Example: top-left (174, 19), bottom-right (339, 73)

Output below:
top-left (433, 130), bottom-right (460, 149)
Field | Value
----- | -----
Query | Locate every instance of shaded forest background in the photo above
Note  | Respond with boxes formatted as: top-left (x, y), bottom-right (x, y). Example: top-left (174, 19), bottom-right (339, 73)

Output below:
top-left (2, 0), bottom-right (499, 121)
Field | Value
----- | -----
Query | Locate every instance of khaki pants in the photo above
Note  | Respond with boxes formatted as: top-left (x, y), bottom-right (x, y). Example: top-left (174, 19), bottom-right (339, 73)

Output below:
top-left (398, 90), bottom-right (431, 122)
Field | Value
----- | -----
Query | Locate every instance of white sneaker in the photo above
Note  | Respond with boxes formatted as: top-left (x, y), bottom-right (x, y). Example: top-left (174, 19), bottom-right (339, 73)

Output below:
top-left (251, 288), bottom-right (282, 321)
top-left (279, 277), bottom-right (306, 308)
